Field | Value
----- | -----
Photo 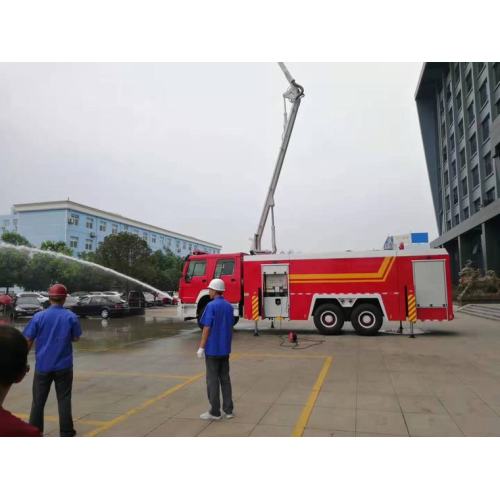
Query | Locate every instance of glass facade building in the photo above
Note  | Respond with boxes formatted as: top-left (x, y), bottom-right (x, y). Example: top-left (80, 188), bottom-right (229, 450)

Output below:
top-left (416, 62), bottom-right (500, 283)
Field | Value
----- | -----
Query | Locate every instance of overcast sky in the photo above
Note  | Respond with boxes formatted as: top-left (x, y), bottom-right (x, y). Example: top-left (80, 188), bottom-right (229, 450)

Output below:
top-left (0, 63), bottom-right (436, 253)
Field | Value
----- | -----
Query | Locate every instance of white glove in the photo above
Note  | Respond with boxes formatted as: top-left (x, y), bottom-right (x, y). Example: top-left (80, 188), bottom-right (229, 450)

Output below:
top-left (196, 347), bottom-right (205, 359)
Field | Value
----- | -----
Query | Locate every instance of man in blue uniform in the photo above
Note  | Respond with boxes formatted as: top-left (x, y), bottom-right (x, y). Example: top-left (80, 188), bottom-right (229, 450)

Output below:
top-left (24, 283), bottom-right (82, 436)
top-left (197, 278), bottom-right (234, 420)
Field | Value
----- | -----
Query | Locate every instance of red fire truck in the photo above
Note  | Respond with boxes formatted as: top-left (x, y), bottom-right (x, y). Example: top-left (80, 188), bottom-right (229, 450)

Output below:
top-left (179, 248), bottom-right (454, 335)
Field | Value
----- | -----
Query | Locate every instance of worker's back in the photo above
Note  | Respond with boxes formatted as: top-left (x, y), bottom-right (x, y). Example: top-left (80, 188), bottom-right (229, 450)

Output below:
top-left (24, 305), bottom-right (81, 373)
top-left (201, 296), bottom-right (233, 356)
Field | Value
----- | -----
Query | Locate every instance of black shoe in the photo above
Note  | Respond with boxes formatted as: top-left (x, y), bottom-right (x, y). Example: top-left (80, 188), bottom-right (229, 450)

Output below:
top-left (60, 429), bottom-right (77, 437)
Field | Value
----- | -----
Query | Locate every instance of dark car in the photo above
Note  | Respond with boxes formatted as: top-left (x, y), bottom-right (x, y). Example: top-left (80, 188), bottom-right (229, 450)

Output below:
top-left (124, 291), bottom-right (145, 315)
top-left (70, 295), bottom-right (129, 319)
top-left (14, 296), bottom-right (44, 319)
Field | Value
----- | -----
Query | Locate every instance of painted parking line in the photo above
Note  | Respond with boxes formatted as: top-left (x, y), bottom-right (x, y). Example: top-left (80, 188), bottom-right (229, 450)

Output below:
top-left (85, 371), bottom-right (206, 436)
top-left (15, 413), bottom-right (108, 426)
top-left (291, 356), bottom-right (333, 437)
top-left (76, 370), bottom-right (192, 380)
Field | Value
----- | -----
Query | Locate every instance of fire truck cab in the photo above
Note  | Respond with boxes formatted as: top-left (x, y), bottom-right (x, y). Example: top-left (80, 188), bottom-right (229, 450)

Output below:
top-left (179, 248), bottom-right (454, 335)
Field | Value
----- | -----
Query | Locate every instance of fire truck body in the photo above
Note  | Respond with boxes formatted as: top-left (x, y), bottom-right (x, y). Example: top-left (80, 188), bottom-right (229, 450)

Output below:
top-left (179, 248), bottom-right (453, 335)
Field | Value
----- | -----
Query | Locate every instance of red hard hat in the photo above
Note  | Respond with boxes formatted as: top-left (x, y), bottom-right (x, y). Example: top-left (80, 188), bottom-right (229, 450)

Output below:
top-left (48, 283), bottom-right (68, 298)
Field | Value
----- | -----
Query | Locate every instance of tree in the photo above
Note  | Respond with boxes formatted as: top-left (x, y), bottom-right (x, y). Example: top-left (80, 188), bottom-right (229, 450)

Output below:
top-left (40, 240), bottom-right (73, 256)
top-left (0, 248), bottom-right (29, 290)
top-left (1, 231), bottom-right (31, 247)
top-left (93, 233), bottom-right (155, 283)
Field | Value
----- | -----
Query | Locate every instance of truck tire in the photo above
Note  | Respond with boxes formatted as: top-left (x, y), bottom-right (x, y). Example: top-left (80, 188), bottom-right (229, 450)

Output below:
top-left (351, 303), bottom-right (383, 335)
top-left (313, 303), bottom-right (344, 334)
top-left (101, 308), bottom-right (110, 319)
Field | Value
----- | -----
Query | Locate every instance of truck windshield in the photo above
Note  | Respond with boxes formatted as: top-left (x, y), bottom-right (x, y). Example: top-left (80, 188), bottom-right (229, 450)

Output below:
top-left (214, 259), bottom-right (235, 278)
top-left (186, 260), bottom-right (206, 278)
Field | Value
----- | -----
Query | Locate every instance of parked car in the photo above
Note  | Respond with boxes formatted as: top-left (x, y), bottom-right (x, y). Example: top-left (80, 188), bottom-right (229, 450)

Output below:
top-left (13, 296), bottom-right (44, 319)
top-left (63, 294), bottom-right (80, 309)
top-left (16, 292), bottom-right (49, 306)
top-left (143, 292), bottom-right (157, 307)
top-left (72, 291), bottom-right (90, 298)
top-left (124, 291), bottom-right (146, 315)
top-left (70, 295), bottom-right (129, 319)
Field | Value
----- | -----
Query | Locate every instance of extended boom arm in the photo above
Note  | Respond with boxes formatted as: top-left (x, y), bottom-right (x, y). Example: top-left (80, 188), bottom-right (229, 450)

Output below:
top-left (252, 63), bottom-right (304, 253)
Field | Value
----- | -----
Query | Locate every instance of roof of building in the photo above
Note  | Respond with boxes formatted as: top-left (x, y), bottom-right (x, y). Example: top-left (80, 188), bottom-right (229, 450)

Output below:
top-left (414, 62), bottom-right (450, 100)
top-left (12, 200), bottom-right (222, 249)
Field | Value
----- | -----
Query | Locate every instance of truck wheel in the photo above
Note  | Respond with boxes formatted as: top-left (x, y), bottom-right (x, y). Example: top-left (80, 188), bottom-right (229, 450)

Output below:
top-left (313, 303), bottom-right (344, 334)
top-left (351, 304), bottom-right (383, 335)
top-left (101, 309), bottom-right (110, 320)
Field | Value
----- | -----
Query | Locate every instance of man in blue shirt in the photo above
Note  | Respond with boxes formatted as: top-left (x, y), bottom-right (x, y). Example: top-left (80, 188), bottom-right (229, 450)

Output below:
top-left (24, 283), bottom-right (82, 436)
top-left (197, 278), bottom-right (234, 420)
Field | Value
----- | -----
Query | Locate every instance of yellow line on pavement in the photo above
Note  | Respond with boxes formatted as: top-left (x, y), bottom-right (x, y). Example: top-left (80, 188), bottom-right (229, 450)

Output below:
top-left (291, 356), bottom-right (333, 437)
top-left (15, 413), bottom-right (108, 426)
top-left (235, 352), bottom-right (326, 360)
top-left (76, 370), bottom-right (192, 380)
top-left (85, 371), bottom-right (206, 437)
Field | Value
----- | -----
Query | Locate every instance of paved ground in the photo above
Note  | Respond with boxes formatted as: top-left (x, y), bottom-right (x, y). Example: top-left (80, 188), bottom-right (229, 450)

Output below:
top-left (6, 308), bottom-right (500, 436)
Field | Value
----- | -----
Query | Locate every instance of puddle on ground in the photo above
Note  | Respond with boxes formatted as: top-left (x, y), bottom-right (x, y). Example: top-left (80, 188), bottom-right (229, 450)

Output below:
top-left (6, 308), bottom-right (198, 352)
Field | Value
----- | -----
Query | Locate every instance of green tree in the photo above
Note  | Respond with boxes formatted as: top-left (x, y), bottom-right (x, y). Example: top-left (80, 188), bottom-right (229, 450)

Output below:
top-left (40, 240), bottom-right (73, 256)
top-left (93, 233), bottom-right (155, 283)
top-left (0, 248), bottom-right (29, 290)
top-left (1, 231), bottom-right (31, 247)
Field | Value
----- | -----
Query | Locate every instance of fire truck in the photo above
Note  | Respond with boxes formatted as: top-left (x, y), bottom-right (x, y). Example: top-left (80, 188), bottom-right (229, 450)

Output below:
top-left (179, 248), bottom-right (454, 335)
top-left (178, 63), bottom-right (454, 334)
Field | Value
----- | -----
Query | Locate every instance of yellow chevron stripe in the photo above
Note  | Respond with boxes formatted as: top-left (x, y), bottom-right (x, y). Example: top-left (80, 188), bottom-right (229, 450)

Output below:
top-left (289, 257), bottom-right (395, 284)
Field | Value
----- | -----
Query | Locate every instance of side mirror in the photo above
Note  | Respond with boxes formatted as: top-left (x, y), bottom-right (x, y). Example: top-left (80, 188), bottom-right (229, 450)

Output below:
top-left (184, 274), bottom-right (191, 283)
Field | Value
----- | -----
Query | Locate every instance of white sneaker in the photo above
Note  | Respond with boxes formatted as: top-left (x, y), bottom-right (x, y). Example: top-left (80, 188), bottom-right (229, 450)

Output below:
top-left (224, 413), bottom-right (235, 419)
top-left (200, 411), bottom-right (222, 420)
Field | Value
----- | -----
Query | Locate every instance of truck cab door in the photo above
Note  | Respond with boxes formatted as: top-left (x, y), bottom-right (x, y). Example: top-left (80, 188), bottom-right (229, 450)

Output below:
top-left (182, 259), bottom-right (208, 303)
top-left (213, 258), bottom-right (240, 303)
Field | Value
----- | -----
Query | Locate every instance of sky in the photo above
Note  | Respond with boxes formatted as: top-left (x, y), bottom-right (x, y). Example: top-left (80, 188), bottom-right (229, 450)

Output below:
top-left (0, 63), bottom-right (437, 253)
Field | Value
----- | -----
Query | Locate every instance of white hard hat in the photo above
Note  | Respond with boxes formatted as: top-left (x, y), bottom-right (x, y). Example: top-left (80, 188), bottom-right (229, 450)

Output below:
top-left (208, 278), bottom-right (225, 292)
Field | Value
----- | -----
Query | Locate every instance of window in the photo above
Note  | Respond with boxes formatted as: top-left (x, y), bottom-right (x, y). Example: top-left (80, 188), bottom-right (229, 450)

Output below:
top-left (214, 259), bottom-right (235, 278)
top-left (450, 133), bottom-right (455, 151)
top-left (481, 115), bottom-right (490, 142)
top-left (456, 89), bottom-right (462, 110)
top-left (462, 177), bottom-right (468, 196)
top-left (454, 213), bottom-right (460, 226)
top-left (463, 206), bottom-right (469, 220)
top-left (494, 63), bottom-right (500, 86)
top-left (444, 170), bottom-right (449, 185)
top-left (152, 235), bottom-right (156, 244)
top-left (473, 197), bottom-right (482, 212)
top-left (446, 220), bottom-right (452, 231)
top-left (454, 63), bottom-right (460, 82)
top-left (142, 232), bottom-right (148, 241)
top-left (186, 260), bottom-right (206, 277)
top-left (86, 217), bottom-right (93, 229)
top-left (451, 159), bottom-right (457, 178)
top-left (445, 194), bottom-right (450, 210)
top-left (70, 213), bottom-right (79, 226)
top-left (453, 187), bottom-right (458, 205)
top-left (459, 148), bottom-right (466, 167)
top-left (458, 119), bottom-right (464, 139)
top-left (484, 152), bottom-right (493, 177)
top-left (183, 241), bottom-right (187, 249)
top-left (469, 133), bottom-right (477, 156)
top-left (485, 187), bottom-right (496, 205)
top-left (465, 71), bottom-right (472, 93)
top-left (70, 237), bottom-right (78, 249)
top-left (479, 81), bottom-right (488, 107)
top-left (112, 223), bottom-right (118, 234)
top-left (472, 165), bottom-right (479, 187)
top-left (467, 102), bottom-right (475, 124)
top-left (85, 239), bottom-right (93, 251)
top-left (99, 221), bottom-right (106, 232)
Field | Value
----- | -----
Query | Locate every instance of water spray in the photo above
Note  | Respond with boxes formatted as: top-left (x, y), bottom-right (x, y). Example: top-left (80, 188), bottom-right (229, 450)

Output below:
top-left (0, 242), bottom-right (165, 295)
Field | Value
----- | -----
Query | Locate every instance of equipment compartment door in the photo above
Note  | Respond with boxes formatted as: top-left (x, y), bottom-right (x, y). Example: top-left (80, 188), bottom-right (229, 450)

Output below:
top-left (412, 260), bottom-right (447, 308)
top-left (262, 264), bottom-right (289, 319)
